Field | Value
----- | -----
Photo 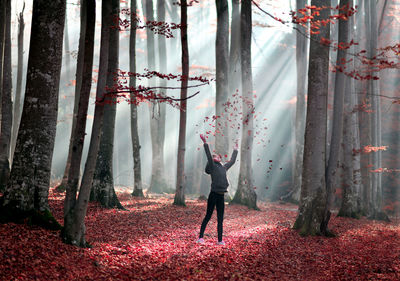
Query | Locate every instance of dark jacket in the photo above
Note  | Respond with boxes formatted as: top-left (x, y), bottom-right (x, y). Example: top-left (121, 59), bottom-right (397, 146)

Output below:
top-left (203, 143), bottom-right (238, 193)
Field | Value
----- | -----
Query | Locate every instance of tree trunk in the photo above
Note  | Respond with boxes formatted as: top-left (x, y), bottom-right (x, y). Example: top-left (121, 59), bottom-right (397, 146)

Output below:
top-left (173, 0), bottom-right (188, 206)
top-left (56, 0), bottom-right (87, 192)
top-left (215, 0), bottom-right (229, 157)
top-left (291, 0), bottom-right (308, 203)
top-left (228, 0), bottom-right (241, 150)
top-left (92, 0), bottom-right (123, 209)
top-left (231, 0), bottom-right (257, 210)
top-left (0, 0), bottom-right (5, 121)
top-left (366, 0), bottom-right (387, 221)
top-left (338, 2), bottom-right (362, 218)
top-left (293, 0), bottom-right (330, 236)
top-left (0, 0), bottom-right (12, 192)
top-left (10, 4), bottom-right (25, 164)
top-left (83, 0), bottom-right (110, 205)
top-left (324, 0), bottom-right (349, 226)
top-left (143, 0), bottom-right (166, 194)
top-left (130, 0), bottom-right (143, 197)
top-left (62, 0), bottom-right (96, 247)
top-left (0, 0), bottom-right (65, 230)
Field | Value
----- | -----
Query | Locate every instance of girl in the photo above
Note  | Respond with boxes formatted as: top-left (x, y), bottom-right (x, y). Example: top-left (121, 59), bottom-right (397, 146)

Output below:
top-left (197, 134), bottom-right (238, 245)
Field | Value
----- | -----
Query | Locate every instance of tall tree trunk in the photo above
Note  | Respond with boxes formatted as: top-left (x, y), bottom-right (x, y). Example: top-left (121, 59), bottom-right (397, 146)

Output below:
top-left (0, 0), bottom-right (5, 122)
top-left (0, 0), bottom-right (65, 230)
top-left (231, 0), bottom-right (257, 210)
top-left (291, 0), bottom-right (308, 203)
top-left (10, 4), bottom-right (25, 163)
top-left (130, 0), bottom-right (143, 197)
top-left (366, 0), bottom-right (387, 221)
top-left (173, 0), bottom-right (188, 206)
top-left (92, 0), bottom-right (123, 209)
top-left (293, 0), bottom-right (330, 236)
top-left (324, 0), bottom-right (349, 226)
top-left (83, 0), bottom-right (110, 204)
top-left (338, 1), bottom-right (362, 218)
top-left (62, 0), bottom-right (96, 247)
top-left (0, 0), bottom-right (12, 192)
top-left (143, 0), bottom-right (166, 194)
top-left (56, 0), bottom-right (87, 192)
top-left (215, 0), bottom-right (229, 157)
top-left (228, 0), bottom-right (241, 150)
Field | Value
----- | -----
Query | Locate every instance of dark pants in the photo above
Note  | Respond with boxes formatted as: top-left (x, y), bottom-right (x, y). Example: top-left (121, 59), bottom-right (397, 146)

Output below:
top-left (199, 191), bottom-right (225, 242)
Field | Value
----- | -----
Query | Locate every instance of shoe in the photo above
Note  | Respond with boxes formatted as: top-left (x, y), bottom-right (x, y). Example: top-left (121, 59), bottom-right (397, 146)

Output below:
top-left (217, 241), bottom-right (225, 245)
top-left (196, 238), bottom-right (205, 244)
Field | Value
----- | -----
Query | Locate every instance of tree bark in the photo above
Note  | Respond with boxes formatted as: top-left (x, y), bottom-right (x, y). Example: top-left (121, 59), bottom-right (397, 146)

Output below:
top-left (83, 0), bottom-right (110, 205)
top-left (92, 0), bottom-right (123, 209)
top-left (142, 0), bottom-right (166, 194)
top-left (325, 0), bottom-right (349, 225)
top-left (291, 0), bottom-right (308, 203)
top-left (130, 0), bottom-right (143, 197)
top-left (0, 0), bottom-right (65, 230)
top-left (231, 0), bottom-right (257, 210)
top-left (10, 4), bottom-right (25, 164)
top-left (293, 0), bottom-right (330, 236)
top-left (366, 0), bottom-right (387, 221)
top-left (338, 2), bottom-right (362, 218)
top-left (62, 0), bottom-right (96, 247)
top-left (173, 0), bottom-right (188, 206)
top-left (228, 0), bottom-right (241, 150)
top-left (215, 0), bottom-right (229, 157)
top-left (0, 0), bottom-right (5, 119)
top-left (0, 0), bottom-right (12, 192)
top-left (56, 0), bottom-right (87, 192)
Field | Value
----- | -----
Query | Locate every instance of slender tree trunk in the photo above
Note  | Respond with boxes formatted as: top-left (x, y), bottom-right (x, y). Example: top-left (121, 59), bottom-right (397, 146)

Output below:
top-left (142, 0), bottom-right (166, 194)
top-left (130, 0), bottom-right (143, 197)
top-left (84, 0), bottom-right (110, 204)
top-left (231, 0), bottom-right (257, 210)
top-left (215, 0), bottom-right (229, 157)
top-left (173, 0), bottom-right (188, 206)
top-left (56, 0), bottom-right (87, 192)
top-left (92, 0), bottom-right (123, 209)
top-left (228, 0), bottom-right (241, 150)
top-left (0, 0), bottom-right (65, 230)
top-left (62, 0), bottom-right (96, 247)
top-left (10, 4), bottom-right (25, 163)
top-left (367, 0), bottom-right (388, 221)
top-left (324, 0), bottom-right (349, 226)
top-left (338, 2), bottom-right (362, 217)
top-left (291, 0), bottom-right (308, 203)
top-left (293, 0), bottom-right (330, 236)
top-left (0, 0), bottom-right (5, 121)
top-left (0, 0), bottom-right (12, 192)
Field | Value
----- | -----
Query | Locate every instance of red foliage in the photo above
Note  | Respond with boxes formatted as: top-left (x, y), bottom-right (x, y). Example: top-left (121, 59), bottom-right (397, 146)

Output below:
top-left (1, 188), bottom-right (400, 280)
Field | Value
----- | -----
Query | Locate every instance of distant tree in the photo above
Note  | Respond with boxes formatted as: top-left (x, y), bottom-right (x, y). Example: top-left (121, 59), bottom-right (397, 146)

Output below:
top-left (130, 0), bottom-right (143, 197)
top-left (174, 0), bottom-right (189, 206)
top-left (0, 0), bottom-right (12, 192)
top-left (231, 0), bottom-right (257, 209)
top-left (143, 0), bottom-right (167, 194)
top-left (293, 0), bottom-right (331, 236)
top-left (10, 3), bottom-right (25, 163)
top-left (338, 0), bottom-right (362, 218)
top-left (62, 0), bottom-right (96, 247)
top-left (0, 0), bottom-right (65, 229)
top-left (215, 0), bottom-right (229, 157)
top-left (91, 0), bottom-right (123, 209)
top-left (228, 0), bottom-right (241, 147)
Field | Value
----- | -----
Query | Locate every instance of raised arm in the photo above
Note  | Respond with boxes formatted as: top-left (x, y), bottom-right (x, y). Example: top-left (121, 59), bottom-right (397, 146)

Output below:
top-left (200, 134), bottom-right (214, 168)
top-left (224, 141), bottom-right (238, 170)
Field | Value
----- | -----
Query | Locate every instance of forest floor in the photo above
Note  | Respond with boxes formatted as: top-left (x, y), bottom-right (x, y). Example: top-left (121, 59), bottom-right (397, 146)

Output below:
top-left (1, 187), bottom-right (400, 281)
